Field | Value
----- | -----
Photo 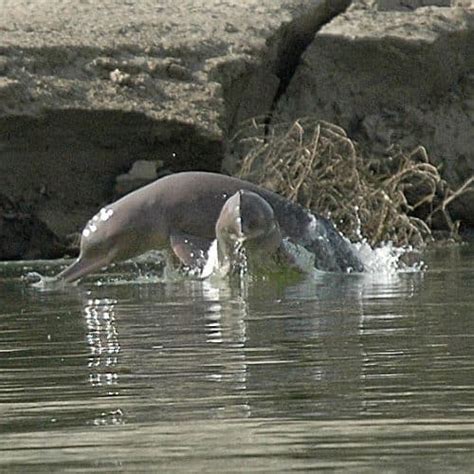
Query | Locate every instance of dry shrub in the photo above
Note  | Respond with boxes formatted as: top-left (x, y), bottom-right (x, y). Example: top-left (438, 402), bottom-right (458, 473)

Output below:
top-left (234, 117), bottom-right (474, 247)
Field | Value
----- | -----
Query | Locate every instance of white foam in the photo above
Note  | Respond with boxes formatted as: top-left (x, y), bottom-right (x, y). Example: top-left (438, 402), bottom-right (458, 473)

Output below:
top-left (305, 211), bottom-right (424, 275)
top-left (200, 240), bottom-right (220, 278)
top-left (353, 240), bottom-right (424, 274)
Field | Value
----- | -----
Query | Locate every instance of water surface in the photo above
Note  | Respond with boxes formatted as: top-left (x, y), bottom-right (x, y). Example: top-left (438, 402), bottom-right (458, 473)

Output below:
top-left (1, 245), bottom-right (473, 472)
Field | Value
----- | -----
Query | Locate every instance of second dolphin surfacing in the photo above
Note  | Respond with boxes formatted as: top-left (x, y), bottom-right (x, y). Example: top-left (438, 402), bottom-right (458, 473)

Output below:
top-left (214, 190), bottom-right (284, 275)
top-left (55, 172), bottom-right (364, 283)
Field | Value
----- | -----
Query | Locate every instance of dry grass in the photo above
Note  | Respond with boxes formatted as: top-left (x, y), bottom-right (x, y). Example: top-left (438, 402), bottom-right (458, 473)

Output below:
top-left (234, 117), bottom-right (474, 247)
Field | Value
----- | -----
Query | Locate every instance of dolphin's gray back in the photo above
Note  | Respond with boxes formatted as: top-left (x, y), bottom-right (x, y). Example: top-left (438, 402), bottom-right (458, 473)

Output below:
top-left (130, 172), bottom-right (309, 239)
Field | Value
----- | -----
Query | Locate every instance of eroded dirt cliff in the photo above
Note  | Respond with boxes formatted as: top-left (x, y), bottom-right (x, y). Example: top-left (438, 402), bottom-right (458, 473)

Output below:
top-left (0, 0), bottom-right (472, 259)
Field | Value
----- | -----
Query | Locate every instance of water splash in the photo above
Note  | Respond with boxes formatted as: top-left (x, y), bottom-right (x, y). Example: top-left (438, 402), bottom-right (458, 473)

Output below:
top-left (24, 271), bottom-right (71, 290)
top-left (200, 240), bottom-right (220, 279)
top-left (199, 240), bottom-right (249, 280)
top-left (198, 236), bottom-right (423, 281)
top-left (305, 210), bottom-right (424, 275)
top-left (23, 234), bottom-right (424, 289)
top-left (353, 240), bottom-right (424, 274)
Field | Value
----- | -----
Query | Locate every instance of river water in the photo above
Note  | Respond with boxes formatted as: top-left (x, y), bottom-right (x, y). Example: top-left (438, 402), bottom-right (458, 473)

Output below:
top-left (0, 244), bottom-right (473, 472)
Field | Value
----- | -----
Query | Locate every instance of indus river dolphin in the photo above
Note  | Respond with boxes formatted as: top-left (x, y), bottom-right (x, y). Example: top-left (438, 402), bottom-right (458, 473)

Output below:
top-left (55, 172), bottom-right (364, 282)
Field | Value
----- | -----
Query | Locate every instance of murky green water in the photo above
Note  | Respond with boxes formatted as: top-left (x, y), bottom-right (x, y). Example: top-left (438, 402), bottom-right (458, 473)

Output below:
top-left (1, 245), bottom-right (474, 472)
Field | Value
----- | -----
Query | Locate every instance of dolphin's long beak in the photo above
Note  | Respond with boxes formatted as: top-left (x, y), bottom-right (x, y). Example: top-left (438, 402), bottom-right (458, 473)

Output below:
top-left (55, 255), bottom-right (109, 283)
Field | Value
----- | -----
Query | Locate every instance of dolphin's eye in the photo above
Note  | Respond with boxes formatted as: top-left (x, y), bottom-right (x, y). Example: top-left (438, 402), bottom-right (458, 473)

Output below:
top-left (246, 219), bottom-right (255, 230)
top-left (243, 216), bottom-right (261, 234)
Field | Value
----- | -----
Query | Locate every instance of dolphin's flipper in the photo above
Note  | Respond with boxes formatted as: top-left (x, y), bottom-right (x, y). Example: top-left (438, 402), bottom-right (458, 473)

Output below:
top-left (169, 232), bottom-right (213, 268)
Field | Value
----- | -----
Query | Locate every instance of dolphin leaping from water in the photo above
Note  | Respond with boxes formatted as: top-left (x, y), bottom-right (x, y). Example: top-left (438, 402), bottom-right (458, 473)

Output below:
top-left (55, 172), bottom-right (364, 282)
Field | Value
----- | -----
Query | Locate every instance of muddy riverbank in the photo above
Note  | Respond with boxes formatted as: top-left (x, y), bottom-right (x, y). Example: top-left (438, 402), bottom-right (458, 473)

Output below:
top-left (1, 0), bottom-right (472, 259)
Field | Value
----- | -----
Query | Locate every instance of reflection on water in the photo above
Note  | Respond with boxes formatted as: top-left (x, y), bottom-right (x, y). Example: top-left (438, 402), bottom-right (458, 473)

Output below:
top-left (84, 297), bottom-right (123, 425)
top-left (0, 245), bottom-right (474, 471)
top-left (85, 298), bottom-right (120, 389)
